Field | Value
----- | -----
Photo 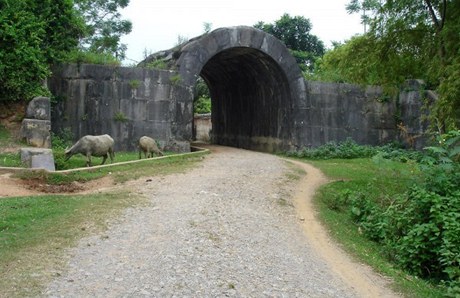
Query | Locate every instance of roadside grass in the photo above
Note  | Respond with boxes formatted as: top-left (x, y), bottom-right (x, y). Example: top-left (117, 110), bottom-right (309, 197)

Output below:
top-left (305, 158), bottom-right (446, 297)
top-left (0, 128), bottom-right (175, 170)
top-left (13, 152), bottom-right (207, 185)
top-left (0, 151), bottom-right (207, 297)
top-left (52, 148), bottom-right (177, 170)
top-left (0, 191), bottom-right (141, 297)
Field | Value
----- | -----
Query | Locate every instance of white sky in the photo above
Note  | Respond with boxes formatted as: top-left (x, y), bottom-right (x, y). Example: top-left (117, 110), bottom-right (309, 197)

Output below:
top-left (120, 0), bottom-right (364, 65)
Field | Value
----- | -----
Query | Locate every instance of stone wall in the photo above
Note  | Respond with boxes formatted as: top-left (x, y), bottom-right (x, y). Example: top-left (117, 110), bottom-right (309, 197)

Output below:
top-left (49, 64), bottom-right (192, 152)
top-left (194, 113), bottom-right (212, 142)
top-left (294, 82), bottom-right (397, 149)
top-left (49, 64), bottom-right (429, 152)
top-left (398, 80), bottom-right (433, 150)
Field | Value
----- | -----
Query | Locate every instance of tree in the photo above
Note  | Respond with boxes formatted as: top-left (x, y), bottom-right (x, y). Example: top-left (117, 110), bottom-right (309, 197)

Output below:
top-left (74, 0), bottom-right (132, 59)
top-left (254, 14), bottom-right (325, 72)
top-left (0, 0), bottom-right (84, 102)
top-left (315, 0), bottom-right (459, 130)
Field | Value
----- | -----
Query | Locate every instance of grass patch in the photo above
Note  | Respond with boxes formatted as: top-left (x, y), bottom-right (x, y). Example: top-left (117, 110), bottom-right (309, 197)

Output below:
top-left (13, 152), bottom-right (207, 185)
top-left (0, 152), bottom-right (23, 167)
top-left (305, 158), bottom-right (446, 297)
top-left (53, 149), bottom-right (168, 170)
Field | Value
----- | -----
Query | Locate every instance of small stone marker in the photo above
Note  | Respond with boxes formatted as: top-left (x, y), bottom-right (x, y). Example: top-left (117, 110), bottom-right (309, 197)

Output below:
top-left (20, 148), bottom-right (55, 171)
top-left (21, 96), bottom-right (51, 148)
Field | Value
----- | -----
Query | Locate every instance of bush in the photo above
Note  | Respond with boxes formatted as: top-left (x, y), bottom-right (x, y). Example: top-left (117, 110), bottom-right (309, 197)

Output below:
top-left (299, 132), bottom-right (460, 292)
top-left (286, 139), bottom-right (424, 163)
top-left (287, 139), bottom-right (378, 159)
top-left (64, 50), bottom-right (120, 66)
top-left (51, 129), bottom-right (74, 170)
top-left (194, 96), bottom-right (211, 114)
top-left (344, 131), bottom-right (460, 293)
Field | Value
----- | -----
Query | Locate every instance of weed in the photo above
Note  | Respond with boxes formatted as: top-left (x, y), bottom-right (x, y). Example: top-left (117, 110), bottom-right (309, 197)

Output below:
top-left (170, 74), bottom-right (182, 85)
top-left (129, 79), bottom-right (140, 89)
top-left (146, 59), bottom-right (167, 70)
top-left (113, 111), bottom-right (129, 122)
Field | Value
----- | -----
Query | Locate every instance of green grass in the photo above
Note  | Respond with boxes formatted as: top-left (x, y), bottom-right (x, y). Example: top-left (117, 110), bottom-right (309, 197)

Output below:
top-left (304, 158), bottom-right (446, 297)
top-left (0, 124), bottom-right (10, 143)
top-left (13, 152), bottom-right (207, 185)
top-left (0, 124), bottom-right (24, 167)
top-left (0, 152), bottom-right (23, 167)
top-left (53, 149), bottom-right (171, 170)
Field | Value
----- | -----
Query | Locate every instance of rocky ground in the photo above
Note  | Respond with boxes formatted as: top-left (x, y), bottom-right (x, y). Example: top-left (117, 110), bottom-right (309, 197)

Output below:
top-left (41, 145), bottom-right (397, 297)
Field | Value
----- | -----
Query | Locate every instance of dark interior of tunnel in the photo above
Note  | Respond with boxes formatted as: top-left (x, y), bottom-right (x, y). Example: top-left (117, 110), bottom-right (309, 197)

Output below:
top-left (198, 47), bottom-right (293, 152)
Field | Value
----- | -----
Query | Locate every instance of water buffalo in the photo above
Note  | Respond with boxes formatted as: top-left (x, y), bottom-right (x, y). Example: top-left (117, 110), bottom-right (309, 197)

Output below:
top-left (65, 134), bottom-right (115, 167)
top-left (139, 136), bottom-right (163, 159)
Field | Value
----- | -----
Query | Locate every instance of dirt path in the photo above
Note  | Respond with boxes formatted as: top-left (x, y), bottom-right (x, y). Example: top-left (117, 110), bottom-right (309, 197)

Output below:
top-left (3, 145), bottom-right (398, 297)
top-left (287, 159), bottom-right (398, 297)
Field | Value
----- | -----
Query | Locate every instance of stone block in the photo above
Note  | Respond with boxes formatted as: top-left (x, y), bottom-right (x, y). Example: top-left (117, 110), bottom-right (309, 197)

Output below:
top-left (26, 96), bottom-right (51, 120)
top-left (21, 119), bottom-right (51, 148)
top-left (31, 153), bottom-right (56, 171)
top-left (20, 148), bottom-right (55, 171)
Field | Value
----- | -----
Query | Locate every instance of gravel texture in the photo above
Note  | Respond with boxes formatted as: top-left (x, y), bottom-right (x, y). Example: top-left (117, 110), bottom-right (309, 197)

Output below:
top-left (44, 146), bottom-right (358, 297)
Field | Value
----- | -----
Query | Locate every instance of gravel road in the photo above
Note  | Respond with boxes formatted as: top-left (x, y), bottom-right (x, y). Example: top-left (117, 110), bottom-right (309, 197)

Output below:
top-left (44, 146), bottom-right (389, 297)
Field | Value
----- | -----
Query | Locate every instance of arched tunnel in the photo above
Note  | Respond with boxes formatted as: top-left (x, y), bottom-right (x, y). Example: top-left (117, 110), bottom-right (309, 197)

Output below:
top-left (149, 26), bottom-right (307, 152)
top-left (199, 47), bottom-right (293, 151)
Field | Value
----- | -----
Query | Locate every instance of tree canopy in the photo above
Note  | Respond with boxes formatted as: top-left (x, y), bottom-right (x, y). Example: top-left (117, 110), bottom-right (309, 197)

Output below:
top-left (74, 0), bottom-right (132, 59)
top-left (254, 14), bottom-right (325, 72)
top-left (313, 0), bottom-right (460, 131)
top-left (0, 0), bottom-right (85, 102)
top-left (0, 0), bottom-right (131, 102)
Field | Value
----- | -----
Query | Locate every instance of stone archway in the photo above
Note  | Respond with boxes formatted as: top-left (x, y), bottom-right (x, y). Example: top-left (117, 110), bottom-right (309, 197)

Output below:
top-left (153, 26), bottom-right (307, 152)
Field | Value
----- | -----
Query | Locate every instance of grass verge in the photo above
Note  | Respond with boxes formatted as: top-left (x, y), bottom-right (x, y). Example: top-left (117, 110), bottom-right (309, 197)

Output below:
top-left (304, 158), bottom-right (446, 297)
top-left (13, 151), bottom-right (208, 184)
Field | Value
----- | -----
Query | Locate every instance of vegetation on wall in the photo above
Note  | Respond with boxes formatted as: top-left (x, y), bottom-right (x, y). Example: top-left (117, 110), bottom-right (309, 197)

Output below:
top-left (113, 111), bottom-right (129, 122)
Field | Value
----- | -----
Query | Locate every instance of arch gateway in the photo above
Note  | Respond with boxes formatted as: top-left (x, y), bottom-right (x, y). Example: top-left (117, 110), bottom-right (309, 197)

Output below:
top-left (49, 26), bottom-right (429, 152)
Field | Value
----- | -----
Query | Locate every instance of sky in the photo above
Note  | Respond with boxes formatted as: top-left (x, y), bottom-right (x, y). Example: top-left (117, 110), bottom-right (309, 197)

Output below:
top-left (119, 0), bottom-right (365, 65)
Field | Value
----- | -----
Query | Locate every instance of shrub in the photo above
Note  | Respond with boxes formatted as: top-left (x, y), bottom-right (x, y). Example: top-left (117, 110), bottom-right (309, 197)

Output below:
top-left (64, 50), bottom-right (120, 66)
top-left (113, 111), bottom-right (128, 122)
top-left (286, 139), bottom-right (423, 163)
top-left (194, 95), bottom-right (211, 114)
top-left (346, 131), bottom-right (460, 293)
top-left (287, 139), bottom-right (378, 159)
top-left (51, 128), bottom-right (74, 170)
top-left (146, 59), bottom-right (167, 70)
